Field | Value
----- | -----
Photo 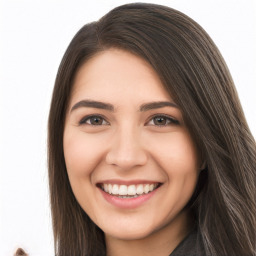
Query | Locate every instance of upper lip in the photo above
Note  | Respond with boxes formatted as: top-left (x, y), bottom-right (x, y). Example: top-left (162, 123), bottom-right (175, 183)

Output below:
top-left (96, 179), bottom-right (163, 186)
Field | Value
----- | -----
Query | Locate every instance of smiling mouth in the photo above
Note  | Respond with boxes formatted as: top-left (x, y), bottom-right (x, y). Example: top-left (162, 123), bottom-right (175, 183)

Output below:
top-left (98, 183), bottom-right (162, 198)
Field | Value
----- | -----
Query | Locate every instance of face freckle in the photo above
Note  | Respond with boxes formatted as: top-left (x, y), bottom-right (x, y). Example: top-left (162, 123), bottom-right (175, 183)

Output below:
top-left (63, 48), bottom-right (200, 242)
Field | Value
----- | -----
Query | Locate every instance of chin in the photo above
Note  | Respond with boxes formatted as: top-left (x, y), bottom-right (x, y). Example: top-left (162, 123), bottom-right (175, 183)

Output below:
top-left (101, 220), bottom-right (160, 241)
top-left (105, 229), bottom-right (153, 241)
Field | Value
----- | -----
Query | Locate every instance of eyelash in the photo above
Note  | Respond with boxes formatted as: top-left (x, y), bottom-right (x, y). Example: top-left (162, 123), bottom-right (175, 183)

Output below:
top-left (147, 114), bottom-right (180, 126)
top-left (79, 114), bottom-right (109, 126)
top-left (79, 114), bottom-right (180, 126)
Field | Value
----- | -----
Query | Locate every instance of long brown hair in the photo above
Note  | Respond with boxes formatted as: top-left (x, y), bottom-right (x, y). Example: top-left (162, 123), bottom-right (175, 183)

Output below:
top-left (48, 3), bottom-right (256, 256)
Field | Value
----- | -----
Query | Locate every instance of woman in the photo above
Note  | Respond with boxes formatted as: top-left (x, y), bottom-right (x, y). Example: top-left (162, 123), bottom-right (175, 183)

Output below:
top-left (47, 3), bottom-right (256, 256)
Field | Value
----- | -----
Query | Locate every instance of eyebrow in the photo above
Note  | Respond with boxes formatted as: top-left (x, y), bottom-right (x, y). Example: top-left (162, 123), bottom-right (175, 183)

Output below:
top-left (70, 100), bottom-right (114, 112)
top-left (70, 100), bottom-right (178, 112)
top-left (140, 101), bottom-right (179, 111)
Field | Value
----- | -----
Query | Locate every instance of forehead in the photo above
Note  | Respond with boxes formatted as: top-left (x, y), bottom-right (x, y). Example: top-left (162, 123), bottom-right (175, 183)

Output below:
top-left (70, 48), bottom-right (172, 105)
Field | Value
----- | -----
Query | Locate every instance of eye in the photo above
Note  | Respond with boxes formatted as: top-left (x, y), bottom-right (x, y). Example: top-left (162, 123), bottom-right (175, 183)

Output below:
top-left (147, 115), bottom-right (180, 126)
top-left (79, 115), bottom-right (109, 126)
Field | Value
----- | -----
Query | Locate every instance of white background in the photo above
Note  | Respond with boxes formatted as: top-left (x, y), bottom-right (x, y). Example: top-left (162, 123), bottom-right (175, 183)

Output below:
top-left (0, 0), bottom-right (255, 255)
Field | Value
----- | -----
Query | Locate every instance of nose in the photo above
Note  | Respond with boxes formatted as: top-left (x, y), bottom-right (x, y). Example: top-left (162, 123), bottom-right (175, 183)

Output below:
top-left (105, 127), bottom-right (148, 170)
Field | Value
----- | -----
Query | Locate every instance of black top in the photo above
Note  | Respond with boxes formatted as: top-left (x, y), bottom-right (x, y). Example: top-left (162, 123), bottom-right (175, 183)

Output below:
top-left (169, 228), bottom-right (206, 256)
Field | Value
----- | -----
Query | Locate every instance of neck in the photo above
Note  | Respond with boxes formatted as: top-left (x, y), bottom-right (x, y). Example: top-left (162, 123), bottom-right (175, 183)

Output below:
top-left (105, 210), bottom-right (194, 256)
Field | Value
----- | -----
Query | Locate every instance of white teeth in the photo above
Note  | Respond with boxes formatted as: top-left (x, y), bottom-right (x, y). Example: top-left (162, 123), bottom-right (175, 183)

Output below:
top-left (144, 184), bottom-right (149, 193)
top-left (136, 184), bottom-right (144, 195)
top-left (108, 184), bottom-right (112, 194)
top-left (127, 185), bottom-right (136, 195)
top-left (101, 183), bottom-right (159, 196)
top-left (104, 184), bottom-right (108, 193)
top-left (112, 184), bottom-right (119, 195)
top-left (119, 185), bottom-right (128, 195)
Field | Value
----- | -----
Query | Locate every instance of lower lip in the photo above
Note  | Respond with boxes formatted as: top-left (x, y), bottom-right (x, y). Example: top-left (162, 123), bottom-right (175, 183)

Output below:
top-left (99, 187), bottom-right (160, 209)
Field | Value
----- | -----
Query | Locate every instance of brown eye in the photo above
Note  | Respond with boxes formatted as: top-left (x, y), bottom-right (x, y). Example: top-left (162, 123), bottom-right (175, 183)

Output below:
top-left (79, 115), bottom-right (109, 125)
top-left (153, 116), bottom-right (168, 125)
top-left (89, 116), bottom-right (104, 125)
top-left (147, 115), bottom-right (180, 126)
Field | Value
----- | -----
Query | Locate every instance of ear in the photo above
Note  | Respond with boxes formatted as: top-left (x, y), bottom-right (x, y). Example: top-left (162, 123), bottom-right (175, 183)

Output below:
top-left (199, 160), bottom-right (206, 171)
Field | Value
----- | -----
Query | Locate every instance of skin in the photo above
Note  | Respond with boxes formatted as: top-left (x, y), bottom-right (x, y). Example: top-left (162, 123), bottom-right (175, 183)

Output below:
top-left (63, 48), bottom-right (201, 256)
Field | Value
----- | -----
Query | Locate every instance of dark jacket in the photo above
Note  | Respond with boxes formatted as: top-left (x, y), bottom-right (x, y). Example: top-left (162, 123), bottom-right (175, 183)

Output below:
top-left (169, 228), bottom-right (206, 256)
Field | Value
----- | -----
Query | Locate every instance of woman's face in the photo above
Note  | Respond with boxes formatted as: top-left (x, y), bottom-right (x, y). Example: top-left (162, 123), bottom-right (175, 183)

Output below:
top-left (63, 49), bottom-right (201, 241)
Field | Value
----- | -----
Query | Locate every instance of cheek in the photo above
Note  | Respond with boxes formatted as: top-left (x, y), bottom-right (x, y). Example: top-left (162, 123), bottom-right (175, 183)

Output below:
top-left (149, 133), bottom-right (199, 217)
top-left (63, 129), bottom-right (106, 219)
top-left (146, 131), bottom-right (200, 204)
top-left (146, 131), bottom-right (199, 173)
top-left (63, 129), bottom-right (105, 178)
